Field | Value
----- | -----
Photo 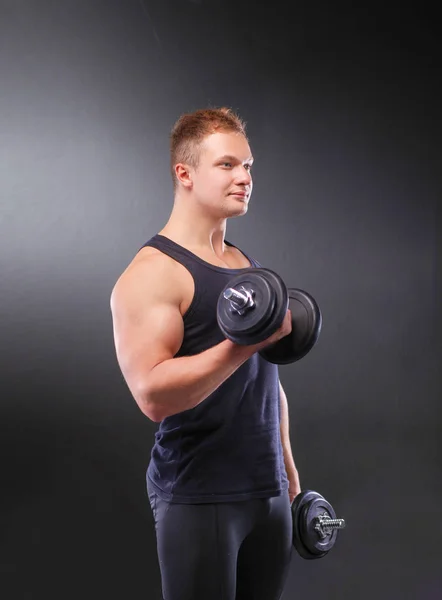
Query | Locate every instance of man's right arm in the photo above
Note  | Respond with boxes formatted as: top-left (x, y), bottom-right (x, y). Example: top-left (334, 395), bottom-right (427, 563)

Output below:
top-left (110, 257), bottom-right (263, 423)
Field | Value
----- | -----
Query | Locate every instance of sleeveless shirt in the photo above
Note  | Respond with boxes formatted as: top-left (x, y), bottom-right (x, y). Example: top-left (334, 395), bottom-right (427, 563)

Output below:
top-left (142, 234), bottom-right (288, 504)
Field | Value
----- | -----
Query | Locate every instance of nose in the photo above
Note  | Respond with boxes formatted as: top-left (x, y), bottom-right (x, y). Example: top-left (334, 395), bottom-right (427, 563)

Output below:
top-left (236, 165), bottom-right (252, 186)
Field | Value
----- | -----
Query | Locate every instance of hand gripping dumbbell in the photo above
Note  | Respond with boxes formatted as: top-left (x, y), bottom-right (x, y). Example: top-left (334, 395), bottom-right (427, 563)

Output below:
top-left (217, 268), bottom-right (322, 364)
top-left (291, 490), bottom-right (346, 559)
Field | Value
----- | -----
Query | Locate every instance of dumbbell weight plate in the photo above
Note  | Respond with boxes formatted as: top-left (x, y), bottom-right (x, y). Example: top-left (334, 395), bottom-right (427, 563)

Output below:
top-left (299, 494), bottom-right (339, 557)
top-left (217, 268), bottom-right (288, 345)
top-left (292, 490), bottom-right (341, 560)
top-left (292, 490), bottom-right (326, 560)
top-left (259, 288), bottom-right (322, 364)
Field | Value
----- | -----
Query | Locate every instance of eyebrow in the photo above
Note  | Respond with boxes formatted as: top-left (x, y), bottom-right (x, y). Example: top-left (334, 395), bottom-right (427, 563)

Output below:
top-left (217, 154), bottom-right (254, 164)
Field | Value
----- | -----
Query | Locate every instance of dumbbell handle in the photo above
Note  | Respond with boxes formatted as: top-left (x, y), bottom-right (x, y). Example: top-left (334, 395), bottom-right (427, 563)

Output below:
top-left (223, 286), bottom-right (255, 314)
top-left (314, 514), bottom-right (346, 539)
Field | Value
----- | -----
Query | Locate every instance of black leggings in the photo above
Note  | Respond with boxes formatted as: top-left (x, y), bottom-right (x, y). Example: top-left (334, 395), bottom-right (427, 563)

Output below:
top-left (147, 483), bottom-right (293, 600)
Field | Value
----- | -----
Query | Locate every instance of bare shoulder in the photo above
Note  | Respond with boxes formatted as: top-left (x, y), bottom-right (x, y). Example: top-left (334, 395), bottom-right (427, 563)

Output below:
top-left (110, 246), bottom-right (184, 310)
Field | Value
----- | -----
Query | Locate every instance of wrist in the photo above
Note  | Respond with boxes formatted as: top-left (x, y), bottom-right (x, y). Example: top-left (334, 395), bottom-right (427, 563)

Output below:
top-left (223, 338), bottom-right (258, 360)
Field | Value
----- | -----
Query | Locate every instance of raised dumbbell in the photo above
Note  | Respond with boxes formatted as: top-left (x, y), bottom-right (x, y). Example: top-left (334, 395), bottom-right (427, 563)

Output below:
top-left (217, 268), bottom-right (322, 364)
top-left (292, 490), bottom-right (346, 559)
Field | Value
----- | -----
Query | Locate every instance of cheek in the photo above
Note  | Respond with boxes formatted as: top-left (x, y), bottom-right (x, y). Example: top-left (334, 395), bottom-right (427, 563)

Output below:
top-left (194, 170), bottom-right (230, 196)
top-left (206, 173), bottom-right (229, 192)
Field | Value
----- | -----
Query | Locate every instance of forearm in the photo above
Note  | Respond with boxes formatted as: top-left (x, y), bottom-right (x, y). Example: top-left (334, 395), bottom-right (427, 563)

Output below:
top-left (144, 339), bottom-right (258, 421)
top-left (279, 381), bottom-right (298, 476)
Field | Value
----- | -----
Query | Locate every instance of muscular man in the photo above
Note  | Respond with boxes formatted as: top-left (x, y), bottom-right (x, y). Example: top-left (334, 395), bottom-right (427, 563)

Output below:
top-left (110, 107), bottom-right (300, 600)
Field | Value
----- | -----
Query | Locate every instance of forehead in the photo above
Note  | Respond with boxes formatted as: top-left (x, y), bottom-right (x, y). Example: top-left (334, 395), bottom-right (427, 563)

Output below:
top-left (200, 131), bottom-right (252, 161)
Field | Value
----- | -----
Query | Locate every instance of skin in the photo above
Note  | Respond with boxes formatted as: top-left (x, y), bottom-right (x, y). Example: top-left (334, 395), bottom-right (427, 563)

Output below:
top-left (163, 131), bottom-right (255, 257)
top-left (110, 130), bottom-right (300, 502)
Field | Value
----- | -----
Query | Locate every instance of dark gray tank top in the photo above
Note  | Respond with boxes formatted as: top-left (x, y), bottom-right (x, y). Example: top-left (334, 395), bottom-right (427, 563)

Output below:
top-left (143, 234), bottom-right (288, 503)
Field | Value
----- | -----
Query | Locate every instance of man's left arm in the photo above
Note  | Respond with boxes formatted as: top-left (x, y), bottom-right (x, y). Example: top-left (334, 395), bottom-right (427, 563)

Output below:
top-left (279, 379), bottom-right (301, 503)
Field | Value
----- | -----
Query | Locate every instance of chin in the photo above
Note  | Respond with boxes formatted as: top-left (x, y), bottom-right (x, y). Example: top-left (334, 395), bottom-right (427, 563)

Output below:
top-left (228, 205), bottom-right (248, 218)
top-left (220, 197), bottom-right (249, 218)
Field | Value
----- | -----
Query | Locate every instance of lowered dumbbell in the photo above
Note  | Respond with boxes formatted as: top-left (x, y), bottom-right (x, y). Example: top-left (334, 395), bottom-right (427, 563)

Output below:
top-left (292, 490), bottom-right (346, 559)
top-left (217, 268), bottom-right (322, 364)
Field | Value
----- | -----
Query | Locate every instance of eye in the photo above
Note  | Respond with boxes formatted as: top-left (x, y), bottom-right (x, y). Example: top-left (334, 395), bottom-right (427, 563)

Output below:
top-left (244, 163), bottom-right (253, 171)
top-left (222, 162), bottom-right (232, 168)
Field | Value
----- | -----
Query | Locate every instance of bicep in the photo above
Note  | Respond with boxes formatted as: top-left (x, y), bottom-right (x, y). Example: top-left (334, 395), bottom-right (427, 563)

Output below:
top-left (110, 270), bottom-right (184, 400)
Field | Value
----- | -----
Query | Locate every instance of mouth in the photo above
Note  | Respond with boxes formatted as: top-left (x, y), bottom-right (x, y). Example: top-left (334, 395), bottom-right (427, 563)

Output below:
top-left (230, 192), bottom-right (248, 198)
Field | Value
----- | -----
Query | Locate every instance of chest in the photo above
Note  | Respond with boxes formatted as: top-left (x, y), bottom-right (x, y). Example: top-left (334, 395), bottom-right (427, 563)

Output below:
top-left (178, 250), bottom-right (252, 316)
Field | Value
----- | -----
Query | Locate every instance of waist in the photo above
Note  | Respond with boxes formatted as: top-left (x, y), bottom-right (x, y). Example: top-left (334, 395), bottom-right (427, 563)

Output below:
top-left (148, 421), bottom-right (287, 503)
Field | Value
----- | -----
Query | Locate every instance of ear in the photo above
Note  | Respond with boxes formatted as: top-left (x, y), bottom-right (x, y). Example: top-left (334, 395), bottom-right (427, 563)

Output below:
top-left (175, 163), bottom-right (193, 189)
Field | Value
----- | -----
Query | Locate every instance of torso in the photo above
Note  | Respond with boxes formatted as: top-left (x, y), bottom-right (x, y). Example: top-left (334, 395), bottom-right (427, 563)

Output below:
top-left (130, 238), bottom-right (252, 316)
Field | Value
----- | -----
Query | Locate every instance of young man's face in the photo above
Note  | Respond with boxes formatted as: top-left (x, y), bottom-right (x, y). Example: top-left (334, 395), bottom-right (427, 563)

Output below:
top-left (189, 131), bottom-right (254, 218)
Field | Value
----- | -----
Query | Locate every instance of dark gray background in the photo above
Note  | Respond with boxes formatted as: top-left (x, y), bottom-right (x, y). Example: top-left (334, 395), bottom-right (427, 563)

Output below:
top-left (1, 1), bottom-right (441, 598)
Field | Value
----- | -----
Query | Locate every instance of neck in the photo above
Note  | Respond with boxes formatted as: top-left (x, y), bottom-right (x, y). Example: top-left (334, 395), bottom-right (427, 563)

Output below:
top-left (159, 196), bottom-right (228, 255)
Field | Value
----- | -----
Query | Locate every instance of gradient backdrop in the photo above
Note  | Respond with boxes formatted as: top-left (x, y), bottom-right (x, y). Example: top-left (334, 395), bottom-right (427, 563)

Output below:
top-left (1, 1), bottom-right (441, 599)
